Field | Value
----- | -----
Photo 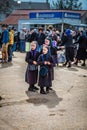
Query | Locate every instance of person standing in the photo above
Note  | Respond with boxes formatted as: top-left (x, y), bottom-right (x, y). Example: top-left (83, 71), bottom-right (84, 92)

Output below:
top-left (61, 29), bottom-right (74, 67)
top-left (29, 29), bottom-right (38, 42)
top-left (37, 27), bottom-right (46, 52)
top-left (11, 28), bottom-right (17, 54)
top-left (38, 45), bottom-right (54, 94)
top-left (20, 28), bottom-right (26, 52)
top-left (1, 24), bottom-right (9, 63)
top-left (25, 41), bottom-right (40, 92)
top-left (0, 32), bottom-right (2, 50)
top-left (74, 30), bottom-right (87, 66)
top-left (8, 27), bottom-right (14, 62)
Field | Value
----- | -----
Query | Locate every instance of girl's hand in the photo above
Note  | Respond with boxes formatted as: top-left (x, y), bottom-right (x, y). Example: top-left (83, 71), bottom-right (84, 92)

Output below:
top-left (44, 61), bottom-right (48, 65)
top-left (33, 61), bottom-right (37, 65)
top-left (47, 62), bottom-right (51, 65)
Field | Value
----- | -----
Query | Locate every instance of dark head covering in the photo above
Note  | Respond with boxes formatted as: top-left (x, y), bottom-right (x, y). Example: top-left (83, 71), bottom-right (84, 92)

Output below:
top-left (38, 27), bottom-right (43, 31)
top-left (45, 37), bottom-right (52, 46)
top-left (30, 41), bottom-right (38, 56)
top-left (81, 30), bottom-right (86, 36)
top-left (2, 24), bottom-right (8, 28)
top-left (65, 29), bottom-right (71, 36)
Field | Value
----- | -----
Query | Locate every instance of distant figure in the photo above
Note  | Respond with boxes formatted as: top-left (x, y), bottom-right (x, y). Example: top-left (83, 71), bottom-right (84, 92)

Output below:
top-left (20, 28), bottom-right (26, 52)
top-left (61, 29), bottom-right (74, 67)
top-left (8, 27), bottom-right (14, 62)
top-left (74, 30), bottom-right (87, 66)
top-left (37, 27), bottom-right (46, 52)
top-left (1, 24), bottom-right (9, 63)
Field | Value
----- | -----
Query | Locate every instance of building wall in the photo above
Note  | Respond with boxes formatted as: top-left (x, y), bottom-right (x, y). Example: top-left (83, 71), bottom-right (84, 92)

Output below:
top-left (81, 12), bottom-right (87, 24)
top-left (18, 11), bottom-right (81, 32)
top-left (0, 13), bottom-right (6, 22)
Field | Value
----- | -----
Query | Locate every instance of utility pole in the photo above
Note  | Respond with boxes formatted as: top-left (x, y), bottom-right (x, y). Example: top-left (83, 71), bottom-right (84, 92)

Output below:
top-left (61, 11), bottom-right (64, 33)
top-left (61, 0), bottom-right (64, 33)
top-left (17, 0), bottom-right (21, 9)
top-left (46, 0), bottom-right (48, 4)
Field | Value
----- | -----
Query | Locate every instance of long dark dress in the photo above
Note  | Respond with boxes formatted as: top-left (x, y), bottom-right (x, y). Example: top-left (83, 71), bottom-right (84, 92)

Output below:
top-left (38, 54), bottom-right (54, 88)
top-left (25, 50), bottom-right (40, 85)
top-left (61, 34), bottom-right (74, 62)
top-left (76, 35), bottom-right (87, 60)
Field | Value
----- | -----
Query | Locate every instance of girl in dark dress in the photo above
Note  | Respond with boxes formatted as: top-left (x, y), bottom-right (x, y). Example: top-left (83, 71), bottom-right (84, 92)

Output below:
top-left (45, 37), bottom-right (60, 66)
top-left (25, 41), bottom-right (40, 92)
top-left (38, 45), bottom-right (54, 94)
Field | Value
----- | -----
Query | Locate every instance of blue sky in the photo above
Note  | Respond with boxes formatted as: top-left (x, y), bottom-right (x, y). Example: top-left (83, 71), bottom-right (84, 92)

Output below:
top-left (16, 0), bottom-right (87, 10)
top-left (79, 0), bottom-right (87, 9)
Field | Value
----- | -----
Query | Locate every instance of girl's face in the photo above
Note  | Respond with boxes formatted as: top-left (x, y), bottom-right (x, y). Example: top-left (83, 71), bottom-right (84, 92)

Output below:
top-left (31, 43), bottom-right (36, 50)
top-left (43, 47), bottom-right (48, 54)
top-left (45, 39), bottom-right (50, 46)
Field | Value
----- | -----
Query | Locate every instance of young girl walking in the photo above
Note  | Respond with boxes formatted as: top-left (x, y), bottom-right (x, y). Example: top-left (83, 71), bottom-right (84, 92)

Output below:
top-left (38, 45), bottom-right (54, 94)
top-left (25, 41), bottom-right (40, 92)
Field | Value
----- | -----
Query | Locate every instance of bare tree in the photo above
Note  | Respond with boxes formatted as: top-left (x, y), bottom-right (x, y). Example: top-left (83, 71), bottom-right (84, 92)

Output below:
top-left (51, 0), bottom-right (82, 10)
top-left (0, 0), bottom-right (15, 15)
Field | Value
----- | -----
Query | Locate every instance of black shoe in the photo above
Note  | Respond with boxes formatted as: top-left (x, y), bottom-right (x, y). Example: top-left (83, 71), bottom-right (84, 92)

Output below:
top-left (63, 62), bottom-right (67, 66)
top-left (67, 62), bottom-right (71, 68)
top-left (28, 87), bottom-right (36, 92)
top-left (74, 62), bottom-right (78, 65)
top-left (8, 59), bottom-right (12, 62)
top-left (46, 87), bottom-right (49, 93)
top-left (40, 88), bottom-right (46, 94)
top-left (33, 85), bottom-right (39, 90)
top-left (49, 88), bottom-right (53, 91)
top-left (67, 64), bottom-right (71, 68)
top-left (40, 90), bottom-right (46, 94)
top-left (81, 63), bottom-right (86, 66)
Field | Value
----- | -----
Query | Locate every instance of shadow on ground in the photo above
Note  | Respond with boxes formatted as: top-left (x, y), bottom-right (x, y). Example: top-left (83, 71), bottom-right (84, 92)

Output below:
top-left (25, 90), bottom-right (63, 108)
top-left (0, 62), bottom-right (13, 69)
top-left (67, 67), bottom-right (78, 72)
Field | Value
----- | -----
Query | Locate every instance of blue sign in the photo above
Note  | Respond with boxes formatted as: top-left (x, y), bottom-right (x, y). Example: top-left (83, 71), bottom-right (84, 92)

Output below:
top-left (29, 12), bottom-right (81, 19)
top-left (29, 12), bottom-right (62, 19)
top-left (63, 12), bottom-right (81, 19)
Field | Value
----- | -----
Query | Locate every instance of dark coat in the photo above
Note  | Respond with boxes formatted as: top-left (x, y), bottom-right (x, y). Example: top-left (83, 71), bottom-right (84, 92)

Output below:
top-left (0, 32), bottom-right (3, 47)
top-left (77, 35), bottom-right (87, 49)
top-left (25, 51), bottom-right (40, 85)
top-left (49, 34), bottom-right (58, 41)
top-left (37, 33), bottom-right (46, 45)
top-left (50, 46), bottom-right (58, 64)
top-left (76, 35), bottom-right (87, 60)
top-left (38, 54), bottom-right (54, 88)
top-left (62, 34), bottom-right (73, 48)
top-left (61, 34), bottom-right (74, 62)
top-left (29, 32), bottom-right (38, 42)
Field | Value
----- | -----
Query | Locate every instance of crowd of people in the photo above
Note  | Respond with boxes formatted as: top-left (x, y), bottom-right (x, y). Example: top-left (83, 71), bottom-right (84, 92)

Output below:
top-left (0, 24), bottom-right (18, 63)
top-left (24, 26), bottom-right (87, 94)
top-left (0, 24), bottom-right (87, 94)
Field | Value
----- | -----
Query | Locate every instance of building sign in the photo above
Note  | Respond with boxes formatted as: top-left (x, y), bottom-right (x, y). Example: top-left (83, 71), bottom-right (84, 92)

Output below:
top-left (29, 12), bottom-right (62, 19)
top-left (29, 12), bottom-right (81, 19)
top-left (64, 12), bottom-right (81, 19)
